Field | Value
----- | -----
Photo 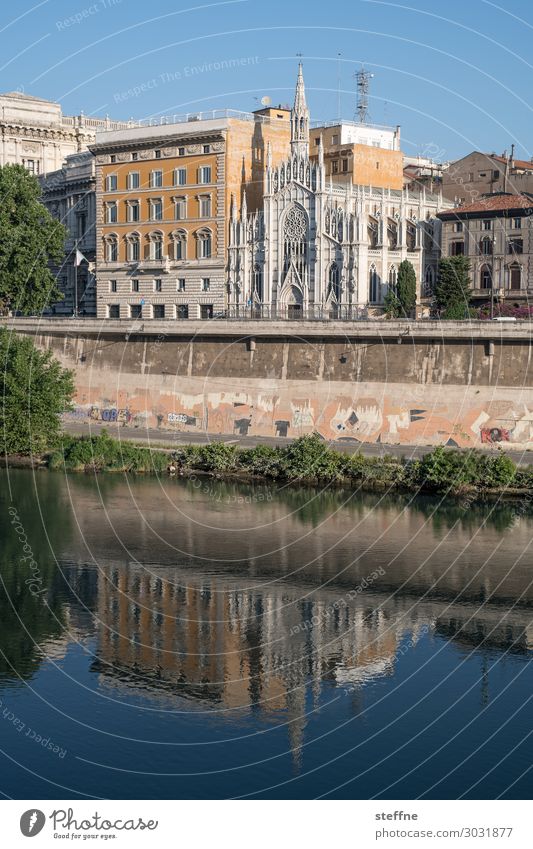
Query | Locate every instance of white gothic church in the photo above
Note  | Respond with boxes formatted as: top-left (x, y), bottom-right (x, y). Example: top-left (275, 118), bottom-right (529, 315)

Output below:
top-left (228, 65), bottom-right (448, 318)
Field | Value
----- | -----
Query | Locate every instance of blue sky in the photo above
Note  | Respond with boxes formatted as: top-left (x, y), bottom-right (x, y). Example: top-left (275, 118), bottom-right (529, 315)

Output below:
top-left (2, 0), bottom-right (533, 161)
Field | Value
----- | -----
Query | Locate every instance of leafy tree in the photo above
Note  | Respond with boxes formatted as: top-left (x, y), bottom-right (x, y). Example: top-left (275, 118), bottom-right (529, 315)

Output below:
top-left (0, 164), bottom-right (66, 314)
top-left (384, 260), bottom-right (417, 317)
top-left (436, 256), bottom-right (472, 319)
top-left (0, 329), bottom-right (74, 455)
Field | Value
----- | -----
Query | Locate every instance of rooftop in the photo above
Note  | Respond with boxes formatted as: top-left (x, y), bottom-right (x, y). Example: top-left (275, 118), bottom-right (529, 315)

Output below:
top-left (438, 192), bottom-right (533, 218)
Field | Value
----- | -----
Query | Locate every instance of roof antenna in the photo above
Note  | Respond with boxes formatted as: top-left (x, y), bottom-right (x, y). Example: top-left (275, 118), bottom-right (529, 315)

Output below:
top-left (354, 66), bottom-right (374, 124)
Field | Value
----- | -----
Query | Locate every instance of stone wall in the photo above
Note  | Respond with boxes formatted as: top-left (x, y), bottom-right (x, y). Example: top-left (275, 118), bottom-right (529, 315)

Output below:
top-left (7, 318), bottom-right (533, 449)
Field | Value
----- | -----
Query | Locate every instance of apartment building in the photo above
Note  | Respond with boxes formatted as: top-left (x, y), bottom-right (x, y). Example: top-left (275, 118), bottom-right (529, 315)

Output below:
top-left (438, 192), bottom-right (533, 303)
top-left (91, 109), bottom-right (290, 320)
top-left (308, 121), bottom-right (403, 190)
top-left (441, 150), bottom-right (533, 204)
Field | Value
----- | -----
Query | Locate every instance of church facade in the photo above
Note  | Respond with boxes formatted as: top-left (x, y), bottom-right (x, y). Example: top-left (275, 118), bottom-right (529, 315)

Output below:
top-left (228, 66), bottom-right (449, 318)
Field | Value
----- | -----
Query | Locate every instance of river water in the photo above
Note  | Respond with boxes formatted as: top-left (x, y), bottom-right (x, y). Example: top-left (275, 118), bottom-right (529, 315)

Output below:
top-left (0, 468), bottom-right (532, 799)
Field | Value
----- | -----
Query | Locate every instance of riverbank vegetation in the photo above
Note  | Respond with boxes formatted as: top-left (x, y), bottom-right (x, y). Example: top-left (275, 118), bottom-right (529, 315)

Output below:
top-left (46, 430), bottom-right (533, 500)
top-left (0, 328), bottom-right (74, 455)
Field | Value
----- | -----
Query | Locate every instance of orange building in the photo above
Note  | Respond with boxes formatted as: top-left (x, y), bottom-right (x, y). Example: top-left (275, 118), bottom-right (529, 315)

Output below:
top-left (91, 109), bottom-right (290, 320)
top-left (309, 121), bottom-right (403, 190)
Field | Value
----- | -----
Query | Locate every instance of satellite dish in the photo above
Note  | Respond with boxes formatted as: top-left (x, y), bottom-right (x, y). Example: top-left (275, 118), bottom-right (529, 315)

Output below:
top-left (261, 96), bottom-right (271, 107)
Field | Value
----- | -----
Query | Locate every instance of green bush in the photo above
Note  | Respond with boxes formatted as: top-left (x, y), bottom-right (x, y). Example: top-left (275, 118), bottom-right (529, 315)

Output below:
top-left (238, 444), bottom-right (284, 478)
top-left (280, 433), bottom-right (344, 481)
top-left (197, 441), bottom-right (238, 472)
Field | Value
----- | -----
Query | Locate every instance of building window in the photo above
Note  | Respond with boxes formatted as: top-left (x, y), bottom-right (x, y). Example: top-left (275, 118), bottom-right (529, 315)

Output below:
top-left (78, 214), bottom-right (86, 238)
top-left (106, 174), bottom-right (117, 191)
top-left (199, 195), bottom-right (211, 217)
top-left (482, 219), bottom-right (491, 230)
top-left (154, 278), bottom-right (162, 292)
top-left (201, 277), bottom-right (210, 292)
top-left (177, 304), bottom-right (189, 319)
top-left (331, 160), bottom-right (339, 174)
top-left (406, 222), bottom-right (417, 252)
top-left (342, 159), bottom-right (349, 173)
top-left (150, 199), bottom-right (163, 221)
top-left (150, 234), bottom-right (164, 261)
top-left (172, 231), bottom-right (187, 260)
top-left (424, 266), bottom-right (434, 297)
top-left (252, 265), bottom-right (263, 301)
top-left (105, 236), bottom-right (118, 262)
top-left (110, 155), bottom-right (116, 164)
top-left (450, 241), bottom-right (465, 256)
top-left (109, 280), bottom-right (117, 293)
top-left (127, 200), bottom-right (140, 222)
top-left (127, 172), bottom-right (140, 189)
top-left (178, 147), bottom-right (185, 156)
top-left (331, 134), bottom-right (339, 145)
top-left (480, 237), bottom-right (493, 255)
top-left (177, 278), bottom-right (186, 291)
top-left (131, 152), bottom-right (138, 161)
top-left (198, 165), bottom-right (212, 184)
top-left (197, 230), bottom-right (212, 258)
top-left (108, 304), bottom-right (120, 319)
top-left (369, 265), bottom-right (380, 303)
top-left (106, 202), bottom-right (117, 223)
top-left (493, 170), bottom-right (500, 179)
top-left (174, 167), bottom-right (187, 186)
top-left (130, 304), bottom-right (142, 319)
top-left (513, 217), bottom-right (522, 229)
top-left (174, 197), bottom-right (186, 220)
top-left (200, 304), bottom-right (213, 319)
top-left (153, 304), bottom-right (165, 319)
top-left (480, 265), bottom-right (492, 289)
top-left (203, 144), bottom-right (210, 154)
top-left (388, 265), bottom-right (397, 291)
top-left (127, 235), bottom-right (140, 262)
top-left (454, 221), bottom-right (463, 232)
top-left (508, 238), bottom-right (523, 254)
top-left (509, 264), bottom-right (521, 290)
top-left (154, 149), bottom-right (161, 159)
top-left (150, 170), bottom-right (163, 188)
top-left (131, 279), bottom-right (140, 293)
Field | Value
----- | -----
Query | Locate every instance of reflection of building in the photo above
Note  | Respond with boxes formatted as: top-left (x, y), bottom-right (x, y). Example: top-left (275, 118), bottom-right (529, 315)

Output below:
top-left (40, 152), bottom-right (97, 315)
top-left (438, 193), bottom-right (533, 304)
top-left (228, 66), bottom-right (449, 317)
top-left (0, 90), bottom-right (133, 175)
top-left (91, 562), bottom-right (409, 760)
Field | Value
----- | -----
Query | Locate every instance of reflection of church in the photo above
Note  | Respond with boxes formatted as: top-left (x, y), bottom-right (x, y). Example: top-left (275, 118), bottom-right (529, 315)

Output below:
top-left (228, 65), bottom-right (446, 317)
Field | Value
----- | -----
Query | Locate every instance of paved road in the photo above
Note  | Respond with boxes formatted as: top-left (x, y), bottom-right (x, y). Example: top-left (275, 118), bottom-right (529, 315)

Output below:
top-left (63, 421), bottom-right (533, 466)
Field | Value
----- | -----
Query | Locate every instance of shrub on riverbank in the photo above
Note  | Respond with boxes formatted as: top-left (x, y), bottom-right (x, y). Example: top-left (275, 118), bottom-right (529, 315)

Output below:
top-left (0, 328), bottom-right (74, 455)
top-left (48, 432), bottom-right (169, 473)
top-left (46, 430), bottom-right (531, 499)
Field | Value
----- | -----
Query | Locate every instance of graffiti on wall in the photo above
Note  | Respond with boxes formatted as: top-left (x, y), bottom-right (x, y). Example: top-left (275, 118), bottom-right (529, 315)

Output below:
top-left (481, 427), bottom-right (510, 444)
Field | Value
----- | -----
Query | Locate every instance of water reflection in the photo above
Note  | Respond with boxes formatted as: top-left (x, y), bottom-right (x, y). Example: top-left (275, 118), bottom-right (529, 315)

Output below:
top-left (1, 469), bottom-right (532, 792)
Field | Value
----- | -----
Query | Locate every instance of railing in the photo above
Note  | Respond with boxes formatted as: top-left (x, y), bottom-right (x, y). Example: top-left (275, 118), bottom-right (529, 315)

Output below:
top-left (136, 109), bottom-right (275, 128)
top-left (223, 305), bottom-right (368, 321)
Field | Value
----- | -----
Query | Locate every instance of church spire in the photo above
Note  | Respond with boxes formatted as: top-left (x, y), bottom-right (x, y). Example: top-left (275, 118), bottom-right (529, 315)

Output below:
top-left (291, 62), bottom-right (310, 158)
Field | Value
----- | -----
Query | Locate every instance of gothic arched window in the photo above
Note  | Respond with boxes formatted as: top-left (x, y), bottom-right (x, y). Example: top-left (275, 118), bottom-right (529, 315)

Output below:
top-left (283, 206), bottom-right (308, 282)
top-left (253, 264), bottom-right (263, 301)
top-left (328, 263), bottom-right (341, 302)
top-left (424, 266), bottom-right (434, 296)
top-left (388, 265), bottom-right (397, 291)
top-left (369, 265), bottom-right (380, 303)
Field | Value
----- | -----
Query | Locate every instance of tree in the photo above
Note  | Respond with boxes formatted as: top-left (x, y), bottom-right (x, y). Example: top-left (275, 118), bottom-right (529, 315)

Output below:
top-left (0, 164), bottom-right (66, 315)
top-left (0, 329), bottom-right (74, 455)
top-left (384, 260), bottom-right (417, 317)
top-left (436, 256), bottom-right (472, 319)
